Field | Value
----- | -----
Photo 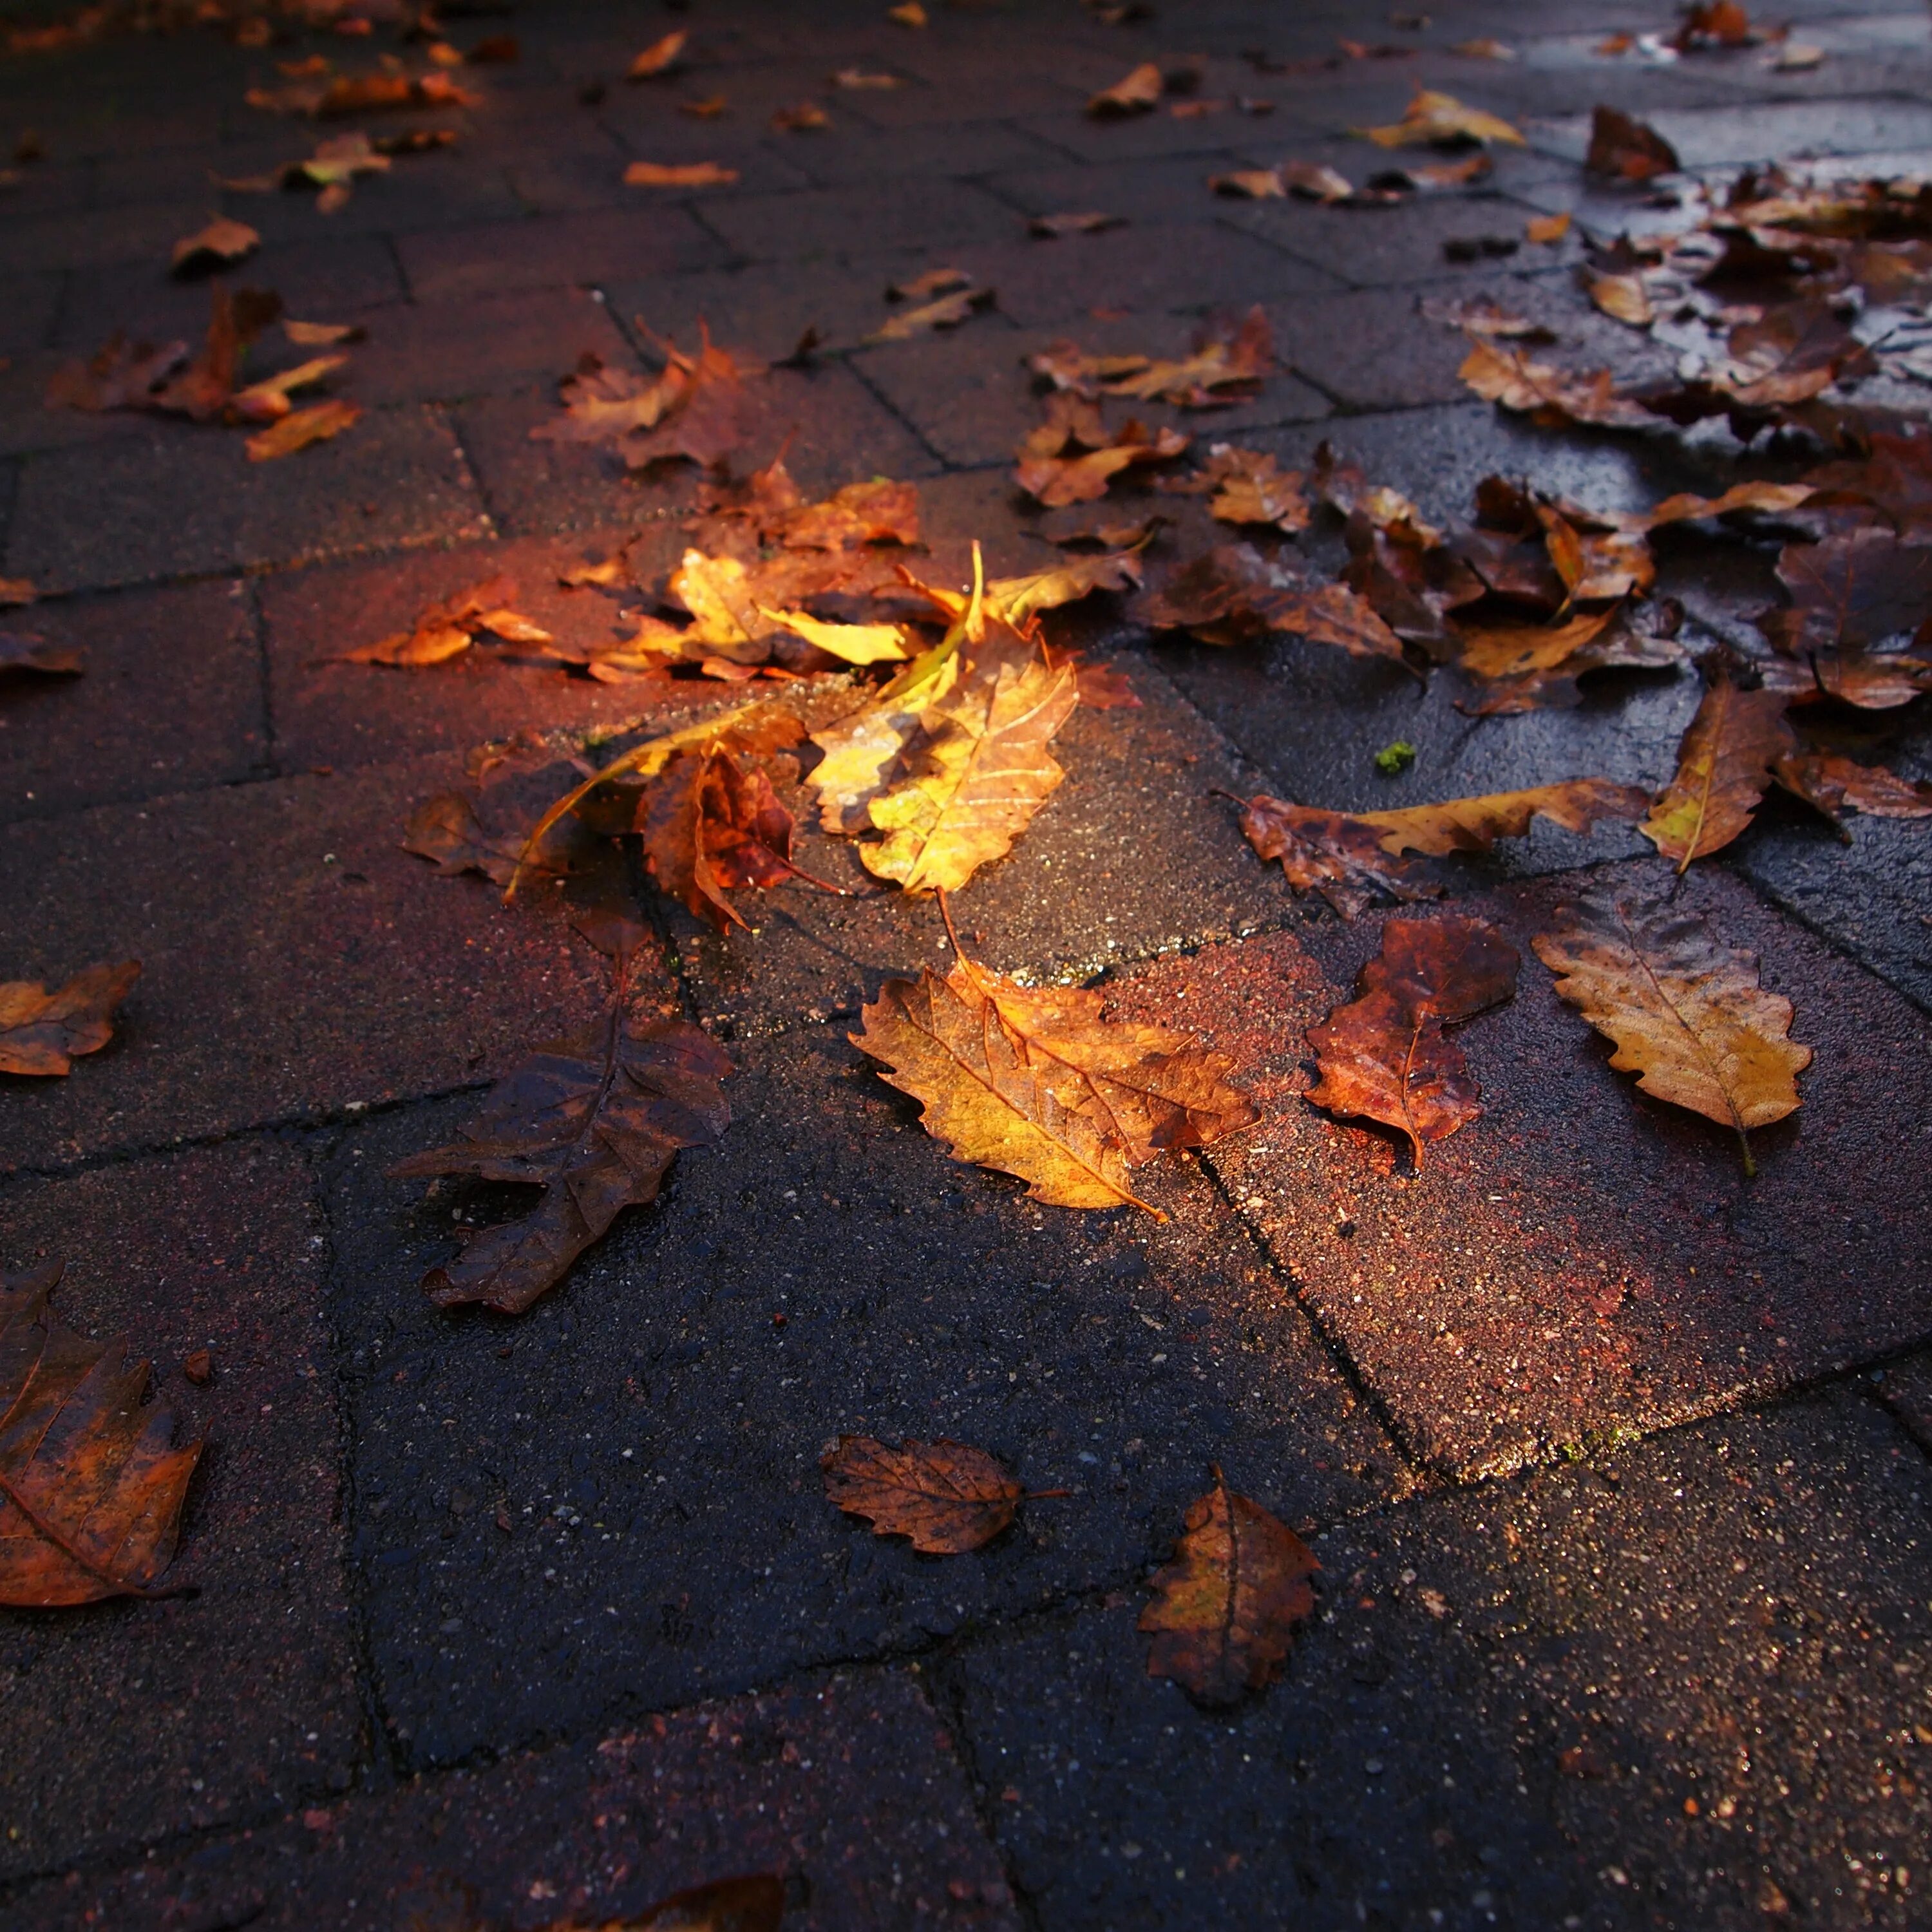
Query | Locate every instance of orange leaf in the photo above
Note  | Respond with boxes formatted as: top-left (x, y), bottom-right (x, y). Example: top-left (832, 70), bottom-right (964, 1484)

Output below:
top-left (1089, 61), bottom-right (1162, 116)
top-left (822, 1437), bottom-right (1023, 1552)
top-left (625, 160), bottom-right (739, 187)
top-left (627, 30), bottom-right (687, 79)
top-left (169, 215), bottom-right (258, 277)
top-left (1642, 670), bottom-right (1795, 869)
top-left (245, 397), bottom-right (361, 460)
top-left (1585, 104), bottom-right (1680, 181)
top-left (0, 961), bottom-right (140, 1077)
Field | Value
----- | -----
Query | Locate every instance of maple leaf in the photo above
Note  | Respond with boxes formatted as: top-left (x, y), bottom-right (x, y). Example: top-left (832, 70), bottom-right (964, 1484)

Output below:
top-left (1360, 779), bottom-right (1651, 854)
top-left (530, 352), bottom-right (685, 444)
top-left (1458, 338), bottom-right (1655, 429)
top-left (245, 397), bottom-right (361, 460)
top-left (1771, 527), bottom-right (1932, 653)
top-left (1226, 793), bottom-right (1439, 918)
top-left (1137, 544), bottom-right (1408, 665)
top-left (392, 952), bottom-right (732, 1314)
top-left (822, 1436), bottom-right (1025, 1551)
top-left (1586, 105), bottom-right (1680, 181)
top-left (1100, 308), bottom-right (1275, 408)
top-left (1532, 887), bottom-right (1810, 1173)
top-left (1774, 752), bottom-right (1932, 822)
top-left (1089, 61), bottom-right (1162, 116)
top-left (853, 905), bottom-right (1253, 1213)
top-left (1, 631), bottom-right (84, 681)
top-left (1356, 88), bottom-right (1524, 148)
top-left (1305, 914), bottom-right (1519, 1164)
top-left (1452, 601), bottom-right (1687, 712)
top-left (621, 329), bottom-right (762, 469)
top-left (170, 215), bottom-right (258, 278)
top-left (0, 1264), bottom-right (202, 1606)
top-left (1015, 414), bottom-right (1188, 507)
top-left (627, 30), bottom-right (687, 79)
top-left (625, 160), bottom-right (739, 188)
top-left (1140, 1468), bottom-right (1318, 1707)
top-left (1200, 445), bottom-right (1311, 532)
top-left (1643, 669), bottom-right (1796, 869)
top-left (0, 961), bottom-right (140, 1077)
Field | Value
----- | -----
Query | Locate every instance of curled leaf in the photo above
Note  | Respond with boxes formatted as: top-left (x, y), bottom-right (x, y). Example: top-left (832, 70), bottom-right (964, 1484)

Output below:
top-left (1586, 104), bottom-right (1680, 181)
top-left (1228, 793), bottom-right (1438, 918)
top-left (1359, 779), bottom-right (1650, 854)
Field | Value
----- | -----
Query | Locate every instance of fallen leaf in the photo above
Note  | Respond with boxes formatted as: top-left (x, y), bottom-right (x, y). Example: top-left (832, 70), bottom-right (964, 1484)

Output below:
top-left (1, 631), bottom-right (83, 679)
top-left (983, 549), bottom-right (1145, 623)
top-left (392, 955), bottom-right (731, 1313)
top-left (889, 1), bottom-right (928, 23)
top-left (760, 609), bottom-right (911, 664)
top-left (1140, 1469), bottom-right (1318, 1707)
top-left (1356, 88), bottom-right (1524, 148)
top-left (809, 645), bottom-right (961, 835)
top-left (1098, 307), bottom-right (1274, 407)
top-left (627, 30), bottom-right (687, 79)
top-left (1526, 210), bottom-right (1572, 245)
top-left (770, 101), bottom-right (828, 131)
top-left (1311, 441), bottom-right (1444, 540)
top-left (1772, 41), bottom-right (1823, 71)
top-left (0, 1264), bottom-right (201, 1605)
top-left (402, 792), bottom-right (582, 887)
top-left (1453, 37), bottom-right (1515, 59)
top-left (1584, 269), bottom-right (1654, 325)
top-left (1370, 151), bottom-right (1494, 192)
top-left (1201, 445), bottom-right (1311, 532)
top-left (467, 35), bottom-right (519, 66)
top-left (170, 214), bottom-right (258, 277)
top-left (1672, 1), bottom-right (1757, 52)
top-left (1280, 160), bottom-right (1359, 202)
top-left (621, 329), bottom-right (763, 470)
top-left (1227, 794), bottom-right (1438, 918)
top-left (1642, 670), bottom-right (1795, 869)
top-left (1640, 481), bottom-right (1814, 527)
top-left (1586, 104), bottom-right (1680, 180)
top-left (1074, 659), bottom-right (1140, 707)
top-left (1026, 339), bottom-right (1162, 399)
top-left (1772, 526), bottom-right (1932, 652)
top-left (1030, 209), bottom-right (1125, 236)
top-left (864, 285), bottom-right (994, 343)
top-left (1089, 61), bottom-right (1162, 116)
top-left (1532, 886), bottom-right (1809, 1170)
top-left (625, 160), bottom-right (739, 187)
top-left (553, 1873), bottom-right (783, 1932)
top-left (1138, 544), bottom-right (1408, 665)
top-left (0, 961), bottom-right (140, 1077)
top-left (1459, 337), bottom-right (1656, 428)
top-left (1305, 914), bottom-right (1519, 1163)
top-left (337, 574), bottom-right (544, 667)
top-left (822, 1437), bottom-right (1023, 1551)
top-left (1361, 779), bottom-right (1650, 853)
top-left (1454, 602), bottom-right (1688, 712)
top-left (853, 906), bottom-right (1253, 1211)
top-left (245, 397), bottom-right (361, 459)
top-left (1775, 752), bottom-right (1932, 820)
top-left (283, 317), bottom-right (365, 346)
top-left (0, 578), bottom-right (37, 608)
top-left (1209, 166), bottom-right (1287, 200)
top-left (1015, 416), bottom-right (1188, 507)
top-left (832, 67), bottom-right (899, 89)
top-left (681, 93), bottom-right (728, 118)
top-left (1418, 296), bottom-right (1550, 344)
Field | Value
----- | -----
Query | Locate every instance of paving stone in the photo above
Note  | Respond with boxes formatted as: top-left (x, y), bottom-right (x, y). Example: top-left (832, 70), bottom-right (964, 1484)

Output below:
top-left (8, 1670), bottom-right (1020, 1932)
top-left (5, 405), bottom-right (487, 592)
top-left (453, 386), bottom-right (656, 539)
top-left (397, 205), bottom-right (728, 304)
top-left (317, 1025), bottom-right (1403, 1772)
top-left (0, 759), bottom-right (629, 1173)
top-left (0, 270), bottom-right (61, 357)
top-left (1105, 864), bottom-right (1932, 1476)
top-left (697, 178), bottom-right (1025, 263)
top-left (0, 578), bottom-right (265, 824)
top-left (0, 196), bottom-right (208, 274)
top-left (779, 120), bottom-right (1070, 189)
top-left (0, 1141), bottom-right (358, 1885)
top-left (1871, 1354), bottom-right (1932, 1454)
top-left (666, 654), bottom-right (1292, 1037)
top-left (945, 1387), bottom-right (1932, 1932)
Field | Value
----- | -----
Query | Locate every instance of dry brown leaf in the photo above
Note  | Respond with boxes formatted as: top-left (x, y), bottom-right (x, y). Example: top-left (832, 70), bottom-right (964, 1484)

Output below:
top-left (1374, 152), bottom-right (1495, 192)
top-left (401, 791), bottom-right (580, 888)
top-left (1356, 88), bottom-right (1524, 148)
top-left (1, 630), bottom-right (83, 679)
top-left (1015, 417), bottom-right (1188, 507)
top-left (681, 93), bottom-right (729, 118)
top-left (627, 30), bottom-right (687, 79)
top-left (625, 160), bottom-right (739, 188)
top-left (337, 574), bottom-right (546, 668)
top-left (1361, 779), bottom-right (1650, 854)
top-left (283, 317), bottom-right (365, 347)
top-left (1140, 1469), bottom-right (1318, 1707)
top-left (1672, 1), bottom-right (1757, 51)
top-left (0, 578), bottom-right (37, 609)
top-left (1458, 337), bottom-right (1656, 428)
top-left (1098, 307), bottom-right (1274, 407)
top-left (0, 961), bottom-right (140, 1077)
top-left (1418, 294), bottom-right (1552, 341)
top-left (1089, 61), bottom-right (1162, 116)
top-left (1202, 445), bottom-right (1311, 532)
top-left (1210, 166), bottom-right (1286, 200)
top-left (1641, 481), bottom-right (1814, 527)
top-left (169, 214), bottom-right (259, 277)
top-left (226, 352), bottom-right (346, 425)
top-left (530, 352), bottom-right (684, 444)
top-left (1533, 886), bottom-right (1809, 1171)
top-left (578, 1875), bottom-right (782, 1932)
top-left (822, 1436), bottom-right (1024, 1551)
top-left (245, 397), bottom-right (360, 460)
top-left (864, 285), bottom-right (994, 343)
top-left (1642, 670), bottom-right (1795, 869)
top-left (0, 1264), bottom-right (202, 1606)
top-left (852, 909), bottom-right (1253, 1213)
top-left (1453, 37), bottom-right (1516, 59)
top-left (1305, 914), bottom-right (1519, 1163)
top-left (1138, 544), bottom-right (1408, 665)
top-left (889, 0), bottom-right (928, 23)
top-left (1586, 104), bottom-right (1680, 181)
top-left (392, 938), bottom-right (730, 1313)
top-left (1228, 794), bottom-right (1438, 918)
top-left (1774, 752), bottom-right (1932, 821)
top-left (1772, 526), bottom-right (1932, 654)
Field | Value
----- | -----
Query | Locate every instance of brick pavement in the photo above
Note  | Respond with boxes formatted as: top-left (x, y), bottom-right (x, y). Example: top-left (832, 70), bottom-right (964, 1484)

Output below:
top-left (3, 1), bottom-right (1931, 1927)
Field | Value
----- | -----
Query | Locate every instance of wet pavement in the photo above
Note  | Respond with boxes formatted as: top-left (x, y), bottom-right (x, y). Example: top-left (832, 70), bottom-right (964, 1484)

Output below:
top-left (3, 1), bottom-right (1932, 1927)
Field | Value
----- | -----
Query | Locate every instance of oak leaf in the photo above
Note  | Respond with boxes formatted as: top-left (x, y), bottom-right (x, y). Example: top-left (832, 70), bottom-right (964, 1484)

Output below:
top-left (822, 1436), bottom-right (1023, 1552)
top-left (1458, 338), bottom-right (1655, 428)
top-left (1359, 779), bottom-right (1650, 854)
top-left (852, 913), bottom-right (1253, 1213)
top-left (1532, 887), bottom-right (1809, 1170)
top-left (1305, 915), bottom-right (1519, 1163)
top-left (0, 1264), bottom-right (202, 1606)
top-left (1642, 670), bottom-right (1795, 869)
top-left (1356, 88), bottom-right (1524, 148)
top-left (1586, 104), bottom-right (1680, 181)
top-left (1140, 1469), bottom-right (1318, 1707)
top-left (1774, 752), bottom-right (1932, 821)
top-left (245, 397), bottom-right (360, 459)
top-left (392, 964), bottom-right (731, 1314)
top-left (1228, 793), bottom-right (1439, 918)
top-left (1089, 61), bottom-right (1162, 116)
top-left (0, 961), bottom-right (140, 1077)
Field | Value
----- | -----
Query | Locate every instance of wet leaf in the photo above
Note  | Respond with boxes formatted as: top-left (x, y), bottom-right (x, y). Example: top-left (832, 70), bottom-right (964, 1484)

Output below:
top-left (1138, 544), bottom-right (1408, 665)
top-left (0, 961), bottom-right (140, 1077)
top-left (1419, 294), bottom-right (1552, 341)
top-left (984, 549), bottom-right (1144, 623)
top-left (853, 911), bottom-right (1253, 1213)
top-left (392, 975), bottom-right (731, 1314)
top-left (1360, 779), bottom-right (1650, 853)
top-left (1306, 914), bottom-right (1519, 1162)
top-left (1532, 886), bottom-right (1809, 1169)
top-left (627, 30), bottom-right (687, 79)
top-left (0, 1264), bottom-right (202, 1606)
top-left (822, 1436), bottom-right (1023, 1551)
top-left (170, 214), bottom-right (258, 277)
top-left (1356, 88), bottom-right (1524, 148)
top-left (1015, 415), bottom-right (1188, 507)
top-left (1452, 601), bottom-right (1687, 712)
top-left (1200, 445), bottom-right (1311, 532)
top-left (1774, 752), bottom-right (1932, 820)
top-left (1771, 526), bottom-right (1932, 652)
top-left (1372, 152), bottom-right (1494, 192)
top-left (638, 746), bottom-right (821, 933)
top-left (1098, 307), bottom-right (1274, 407)
top-left (864, 285), bottom-right (995, 343)
top-left (1640, 481), bottom-right (1814, 528)
top-left (1089, 61), bottom-right (1162, 116)
top-left (1227, 793), bottom-right (1439, 918)
top-left (1642, 670), bottom-right (1795, 869)
top-left (1, 631), bottom-right (84, 679)
top-left (1586, 270), bottom-right (1654, 325)
top-left (1458, 338), bottom-right (1655, 428)
top-left (1586, 104), bottom-right (1680, 181)
top-left (1672, 1), bottom-right (1757, 51)
top-left (338, 574), bottom-right (549, 668)
top-left (245, 397), bottom-right (361, 459)
top-left (624, 160), bottom-right (739, 188)
top-left (1140, 1469), bottom-right (1318, 1707)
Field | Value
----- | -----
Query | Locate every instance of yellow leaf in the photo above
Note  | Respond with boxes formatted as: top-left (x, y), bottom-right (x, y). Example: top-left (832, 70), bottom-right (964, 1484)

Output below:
top-left (758, 607), bottom-right (911, 664)
top-left (1642, 672), bottom-right (1795, 871)
top-left (1532, 886), bottom-right (1811, 1171)
top-left (1356, 88), bottom-right (1524, 148)
top-left (1586, 269), bottom-right (1654, 325)
top-left (244, 397), bottom-right (360, 460)
top-left (1361, 780), bottom-right (1649, 855)
top-left (1526, 210), bottom-right (1572, 244)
